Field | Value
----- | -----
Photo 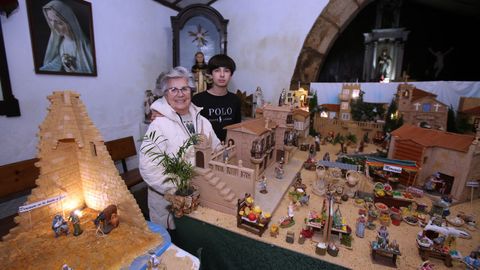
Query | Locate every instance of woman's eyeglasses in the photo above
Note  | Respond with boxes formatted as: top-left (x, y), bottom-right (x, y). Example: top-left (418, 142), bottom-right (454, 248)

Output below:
top-left (166, 86), bottom-right (191, 95)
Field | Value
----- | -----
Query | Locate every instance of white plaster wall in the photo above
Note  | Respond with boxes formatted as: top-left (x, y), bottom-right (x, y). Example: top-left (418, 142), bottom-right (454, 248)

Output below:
top-left (0, 0), bottom-right (328, 166)
top-left (212, 0), bottom-right (327, 103)
top-left (0, 1), bottom-right (176, 165)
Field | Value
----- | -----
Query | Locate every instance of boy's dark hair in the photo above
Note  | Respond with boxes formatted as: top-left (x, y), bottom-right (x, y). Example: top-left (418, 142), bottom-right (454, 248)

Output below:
top-left (207, 54), bottom-right (236, 74)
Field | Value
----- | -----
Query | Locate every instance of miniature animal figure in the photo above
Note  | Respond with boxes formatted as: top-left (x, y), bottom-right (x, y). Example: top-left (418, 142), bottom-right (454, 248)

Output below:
top-left (52, 214), bottom-right (69, 237)
top-left (94, 204), bottom-right (119, 234)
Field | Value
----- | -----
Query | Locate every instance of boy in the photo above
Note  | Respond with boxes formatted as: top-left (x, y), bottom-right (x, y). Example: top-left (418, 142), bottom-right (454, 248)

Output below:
top-left (192, 54), bottom-right (241, 142)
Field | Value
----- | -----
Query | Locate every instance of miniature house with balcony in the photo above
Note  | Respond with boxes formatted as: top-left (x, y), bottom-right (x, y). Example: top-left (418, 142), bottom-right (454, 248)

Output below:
top-left (192, 104), bottom-right (309, 215)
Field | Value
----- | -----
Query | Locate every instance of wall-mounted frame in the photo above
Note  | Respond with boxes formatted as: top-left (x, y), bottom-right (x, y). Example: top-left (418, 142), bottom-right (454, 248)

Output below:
top-left (171, 4), bottom-right (228, 68)
top-left (26, 0), bottom-right (97, 76)
top-left (0, 20), bottom-right (20, 117)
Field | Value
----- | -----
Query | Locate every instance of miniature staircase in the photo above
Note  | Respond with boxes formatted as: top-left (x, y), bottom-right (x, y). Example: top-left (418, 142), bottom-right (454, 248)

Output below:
top-left (203, 169), bottom-right (237, 205)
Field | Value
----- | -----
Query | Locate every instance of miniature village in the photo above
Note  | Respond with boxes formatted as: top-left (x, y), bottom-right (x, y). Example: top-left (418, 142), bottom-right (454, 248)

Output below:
top-left (186, 82), bottom-right (480, 270)
top-left (0, 84), bottom-right (478, 270)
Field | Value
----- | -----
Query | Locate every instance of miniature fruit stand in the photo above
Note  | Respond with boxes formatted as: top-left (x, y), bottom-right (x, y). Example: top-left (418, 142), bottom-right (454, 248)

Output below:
top-left (373, 182), bottom-right (415, 208)
top-left (371, 226), bottom-right (401, 266)
top-left (237, 194), bottom-right (271, 237)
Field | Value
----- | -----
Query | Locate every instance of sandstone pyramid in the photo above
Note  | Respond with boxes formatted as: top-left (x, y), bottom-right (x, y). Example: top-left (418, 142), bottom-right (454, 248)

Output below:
top-left (3, 91), bottom-right (147, 240)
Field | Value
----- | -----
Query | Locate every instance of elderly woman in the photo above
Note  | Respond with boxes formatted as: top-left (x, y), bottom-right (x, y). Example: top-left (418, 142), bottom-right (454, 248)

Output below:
top-left (139, 66), bottom-right (220, 229)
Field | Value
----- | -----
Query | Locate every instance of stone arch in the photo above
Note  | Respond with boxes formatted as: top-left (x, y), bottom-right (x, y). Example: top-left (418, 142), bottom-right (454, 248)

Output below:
top-left (290, 0), bottom-right (373, 88)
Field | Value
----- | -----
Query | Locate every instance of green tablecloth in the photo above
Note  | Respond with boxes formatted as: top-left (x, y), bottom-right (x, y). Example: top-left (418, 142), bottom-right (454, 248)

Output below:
top-left (172, 216), bottom-right (349, 270)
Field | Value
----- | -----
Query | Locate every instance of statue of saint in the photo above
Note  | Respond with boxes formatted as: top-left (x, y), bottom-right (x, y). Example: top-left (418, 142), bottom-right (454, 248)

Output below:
top-left (376, 48), bottom-right (392, 81)
top-left (191, 52), bottom-right (211, 93)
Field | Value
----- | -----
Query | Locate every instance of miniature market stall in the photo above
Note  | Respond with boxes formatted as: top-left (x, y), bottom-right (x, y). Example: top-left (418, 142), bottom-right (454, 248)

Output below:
top-left (365, 156), bottom-right (418, 187)
top-left (371, 225), bottom-right (401, 266)
top-left (373, 182), bottom-right (415, 208)
top-left (237, 194), bottom-right (271, 236)
top-left (416, 217), bottom-right (473, 267)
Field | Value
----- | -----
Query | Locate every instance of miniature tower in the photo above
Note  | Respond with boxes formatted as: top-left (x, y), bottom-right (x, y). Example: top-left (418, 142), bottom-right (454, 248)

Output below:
top-left (338, 83), bottom-right (361, 121)
top-left (194, 123), bottom-right (213, 168)
top-left (3, 91), bottom-right (147, 240)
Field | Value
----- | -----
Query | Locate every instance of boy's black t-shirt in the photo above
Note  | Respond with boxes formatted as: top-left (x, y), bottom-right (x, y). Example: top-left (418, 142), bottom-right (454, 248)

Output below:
top-left (192, 91), bottom-right (241, 142)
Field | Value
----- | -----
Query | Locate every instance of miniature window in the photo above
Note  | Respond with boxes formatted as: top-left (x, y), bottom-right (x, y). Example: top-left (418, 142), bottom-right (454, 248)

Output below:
top-left (90, 142), bottom-right (97, 156)
top-left (423, 156), bottom-right (428, 164)
top-left (351, 89), bottom-right (360, 99)
top-left (342, 89), bottom-right (349, 95)
top-left (341, 113), bottom-right (350, 120)
top-left (422, 103), bottom-right (431, 112)
top-left (403, 90), bottom-right (409, 97)
top-left (341, 102), bottom-right (349, 110)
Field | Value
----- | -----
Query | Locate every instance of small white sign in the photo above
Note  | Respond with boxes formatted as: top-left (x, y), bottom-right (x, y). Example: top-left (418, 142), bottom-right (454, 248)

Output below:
top-left (18, 194), bottom-right (66, 213)
top-left (466, 181), bottom-right (479, 188)
top-left (383, 164), bottom-right (402, 174)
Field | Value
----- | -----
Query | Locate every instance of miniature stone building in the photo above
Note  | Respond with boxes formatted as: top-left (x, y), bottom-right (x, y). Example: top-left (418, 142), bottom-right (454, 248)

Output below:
top-left (313, 84), bottom-right (385, 142)
top-left (192, 105), bottom-right (310, 215)
top-left (3, 91), bottom-right (147, 241)
top-left (396, 83), bottom-right (448, 130)
top-left (388, 124), bottom-right (480, 201)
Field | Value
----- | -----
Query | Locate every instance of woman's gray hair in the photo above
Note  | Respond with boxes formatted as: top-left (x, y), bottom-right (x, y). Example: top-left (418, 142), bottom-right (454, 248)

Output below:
top-left (153, 66), bottom-right (195, 97)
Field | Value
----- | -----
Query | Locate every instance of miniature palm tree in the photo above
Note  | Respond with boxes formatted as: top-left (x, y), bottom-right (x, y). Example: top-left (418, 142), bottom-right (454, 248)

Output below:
top-left (332, 133), bottom-right (346, 154)
top-left (141, 131), bottom-right (199, 196)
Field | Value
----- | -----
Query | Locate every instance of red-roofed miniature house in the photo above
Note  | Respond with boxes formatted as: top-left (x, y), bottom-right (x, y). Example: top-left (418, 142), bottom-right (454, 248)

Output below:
top-left (388, 124), bottom-right (480, 201)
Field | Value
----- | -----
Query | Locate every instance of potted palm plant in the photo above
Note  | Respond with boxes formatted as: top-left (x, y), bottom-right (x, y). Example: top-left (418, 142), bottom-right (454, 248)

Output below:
top-left (141, 132), bottom-right (200, 217)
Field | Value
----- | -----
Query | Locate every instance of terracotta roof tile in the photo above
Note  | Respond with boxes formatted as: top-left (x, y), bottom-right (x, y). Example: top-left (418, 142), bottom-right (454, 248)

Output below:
top-left (411, 88), bottom-right (437, 102)
top-left (461, 106), bottom-right (480, 115)
top-left (293, 108), bottom-right (310, 117)
top-left (320, 104), bottom-right (340, 112)
top-left (391, 124), bottom-right (474, 152)
top-left (225, 117), bottom-right (278, 135)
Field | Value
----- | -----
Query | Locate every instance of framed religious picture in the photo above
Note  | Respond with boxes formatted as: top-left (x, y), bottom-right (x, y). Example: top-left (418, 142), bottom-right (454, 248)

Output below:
top-left (26, 0), bottom-right (97, 76)
top-left (171, 4), bottom-right (228, 70)
top-left (0, 20), bottom-right (20, 116)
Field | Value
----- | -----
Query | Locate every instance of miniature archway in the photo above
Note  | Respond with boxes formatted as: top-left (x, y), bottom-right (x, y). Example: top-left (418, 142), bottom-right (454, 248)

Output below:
top-left (195, 151), bottom-right (205, 168)
top-left (289, 0), bottom-right (373, 88)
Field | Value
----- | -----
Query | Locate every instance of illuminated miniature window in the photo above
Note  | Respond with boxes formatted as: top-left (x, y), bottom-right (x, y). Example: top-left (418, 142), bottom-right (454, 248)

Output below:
top-left (422, 103), bottom-right (431, 112)
top-left (351, 89), bottom-right (360, 99)
top-left (320, 111), bottom-right (328, 118)
top-left (341, 102), bottom-right (349, 110)
top-left (341, 113), bottom-right (350, 120)
top-left (403, 90), bottom-right (409, 97)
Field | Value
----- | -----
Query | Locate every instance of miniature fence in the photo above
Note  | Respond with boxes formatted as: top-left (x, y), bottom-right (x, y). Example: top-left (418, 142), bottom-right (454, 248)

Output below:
top-left (211, 144), bottom-right (237, 162)
top-left (208, 160), bottom-right (255, 182)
